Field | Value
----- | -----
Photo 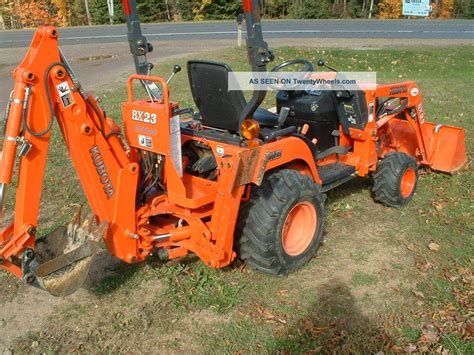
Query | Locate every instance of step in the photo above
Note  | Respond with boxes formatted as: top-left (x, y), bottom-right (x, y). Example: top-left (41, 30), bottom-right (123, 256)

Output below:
top-left (317, 163), bottom-right (356, 192)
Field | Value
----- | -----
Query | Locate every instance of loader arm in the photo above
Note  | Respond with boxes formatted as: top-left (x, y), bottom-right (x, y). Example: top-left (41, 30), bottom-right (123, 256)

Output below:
top-left (239, 0), bottom-right (274, 129)
top-left (0, 27), bottom-right (139, 295)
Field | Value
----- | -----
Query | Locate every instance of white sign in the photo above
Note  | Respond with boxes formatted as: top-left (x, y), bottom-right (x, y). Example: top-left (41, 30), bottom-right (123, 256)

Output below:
top-left (228, 72), bottom-right (377, 91)
top-left (403, 0), bottom-right (431, 17)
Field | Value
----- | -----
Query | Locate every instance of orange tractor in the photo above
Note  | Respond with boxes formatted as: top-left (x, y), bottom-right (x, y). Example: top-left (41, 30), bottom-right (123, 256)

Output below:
top-left (0, 0), bottom-right (467, 296)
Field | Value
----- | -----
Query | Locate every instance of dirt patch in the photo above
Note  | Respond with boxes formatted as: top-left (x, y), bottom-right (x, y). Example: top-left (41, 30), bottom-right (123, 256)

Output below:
top-left (289, 180), bottom-right (416, 316)
top-left (0, 251), bottom-right (120, 351)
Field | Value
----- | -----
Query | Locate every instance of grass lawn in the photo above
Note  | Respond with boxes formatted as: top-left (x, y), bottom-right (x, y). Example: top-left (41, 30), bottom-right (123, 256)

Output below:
top-left (2, 45), bottom-right (473, 353)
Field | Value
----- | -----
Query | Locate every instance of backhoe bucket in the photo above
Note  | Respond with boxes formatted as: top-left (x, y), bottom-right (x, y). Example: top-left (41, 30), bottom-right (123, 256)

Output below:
top-left (423, 122), bottom-right (467, 173)
top-left (23, 208), bottom-right (107, 297)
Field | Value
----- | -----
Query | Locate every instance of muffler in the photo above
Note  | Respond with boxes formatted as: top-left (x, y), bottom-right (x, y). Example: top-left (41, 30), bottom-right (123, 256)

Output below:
top-left (21, 207), bottom-right (108, 297)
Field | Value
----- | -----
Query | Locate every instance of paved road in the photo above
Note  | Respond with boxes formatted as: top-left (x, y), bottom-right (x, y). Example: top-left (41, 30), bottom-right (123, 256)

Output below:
top-left (1, 20), bottom-right (473, 48)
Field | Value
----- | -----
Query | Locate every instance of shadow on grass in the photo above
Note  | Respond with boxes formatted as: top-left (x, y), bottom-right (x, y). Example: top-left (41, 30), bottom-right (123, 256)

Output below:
top-left (268, 279), bottom-right (392, 353)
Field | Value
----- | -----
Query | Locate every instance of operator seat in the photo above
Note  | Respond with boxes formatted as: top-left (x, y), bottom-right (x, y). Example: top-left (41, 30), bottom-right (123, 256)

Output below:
top-left (187, 60), bottom-right (279, 132)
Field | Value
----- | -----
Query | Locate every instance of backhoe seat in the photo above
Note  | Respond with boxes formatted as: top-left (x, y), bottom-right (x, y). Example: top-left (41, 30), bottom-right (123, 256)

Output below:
top-left (187, 60), bottom-right (279, 132)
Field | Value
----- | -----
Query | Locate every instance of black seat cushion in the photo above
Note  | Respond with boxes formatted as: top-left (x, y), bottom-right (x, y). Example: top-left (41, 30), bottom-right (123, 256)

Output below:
top-left (188, 60), bottom-right (245, 132)
top-left (253, 108), bottom-right (279, 127)
top-left (188, 60), bottom-right (279, 131)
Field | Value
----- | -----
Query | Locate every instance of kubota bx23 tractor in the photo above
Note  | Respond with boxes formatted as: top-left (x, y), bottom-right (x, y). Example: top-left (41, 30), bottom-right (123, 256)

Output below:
top-left (0, 0), bottom-right (467, 296)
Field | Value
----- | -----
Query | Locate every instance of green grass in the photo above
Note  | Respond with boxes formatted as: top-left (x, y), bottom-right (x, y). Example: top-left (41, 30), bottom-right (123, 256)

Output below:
top-left (352, 270), bottom-right (379, 286)
top-left (158, 262), bottom-right (246, 313)
top-left (3, 44), bottom-right (473, 353)
top-left (402, 326), bottom-right (422, 342)
top-left (350, 250), bottom-right (371, 263)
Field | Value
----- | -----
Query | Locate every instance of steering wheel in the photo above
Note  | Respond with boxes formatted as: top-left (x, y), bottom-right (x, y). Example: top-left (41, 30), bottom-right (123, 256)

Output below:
top-left (270, 59), bottom-right (314, 74)
top-left (269, 59), bottom-right (314, 91)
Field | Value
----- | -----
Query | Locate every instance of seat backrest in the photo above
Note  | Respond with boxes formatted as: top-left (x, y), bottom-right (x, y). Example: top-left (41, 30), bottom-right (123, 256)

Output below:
top-left (187, 60), bottom-right (246, 132)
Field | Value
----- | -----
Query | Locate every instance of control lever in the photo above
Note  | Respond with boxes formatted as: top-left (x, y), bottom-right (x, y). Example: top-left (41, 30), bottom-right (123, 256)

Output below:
top-left (317, 59), bottom-right (338, 72)
top-left (166, 64), bottom-right (182, 85)
top-left (278, 107), bottom-right (290, 128)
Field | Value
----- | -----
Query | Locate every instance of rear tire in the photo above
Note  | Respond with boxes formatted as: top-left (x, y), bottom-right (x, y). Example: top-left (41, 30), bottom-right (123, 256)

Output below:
top-left (373, 152), bottom-right (419, 208)
top-left (235, 169), bottom-right (325, 276)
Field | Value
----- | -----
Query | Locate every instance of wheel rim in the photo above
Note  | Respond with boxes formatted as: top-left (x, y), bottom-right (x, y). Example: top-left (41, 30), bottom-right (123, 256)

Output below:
top-left (400, 167), bottom-right (416, 198)
top-left (282, 202), bottom-right (317, 256)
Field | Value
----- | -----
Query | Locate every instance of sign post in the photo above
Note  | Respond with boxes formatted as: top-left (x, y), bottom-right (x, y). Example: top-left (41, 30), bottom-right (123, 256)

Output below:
top-left (403, 0), bottom-right (432, 17)
top-left (237, 14), bottom-right (243, 48)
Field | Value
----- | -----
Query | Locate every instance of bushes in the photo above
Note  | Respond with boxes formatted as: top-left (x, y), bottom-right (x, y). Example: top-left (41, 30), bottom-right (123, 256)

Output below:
top-left (289, 0), bottom-right (333, 19)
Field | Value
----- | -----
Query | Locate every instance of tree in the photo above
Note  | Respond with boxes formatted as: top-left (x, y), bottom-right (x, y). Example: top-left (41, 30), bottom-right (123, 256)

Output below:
top-left (368, 0), bottom-right (375, 18)
top-left (52, 0), bottom-right (68, 26)
top-left (0, 7), bottom-right (4, 29)
top-left (432, 0), bottom-right (454, 18)
top-left (289, 0), bottom-right (333, 19)
top-left (378, 0), bottom-right (402, 19)
top-left (13, 0), bottom-right (59, 28)
top-left (90, 0), bottom-right (125, 24)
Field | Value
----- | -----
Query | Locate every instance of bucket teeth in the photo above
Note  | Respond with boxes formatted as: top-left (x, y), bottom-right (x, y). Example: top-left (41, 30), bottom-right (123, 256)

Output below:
top-left (68, 205), bottom-right (82, 226)
top-left (80, 214), bottom-right (96, 233)
top-left (67, 205), bottom-right (82, 238)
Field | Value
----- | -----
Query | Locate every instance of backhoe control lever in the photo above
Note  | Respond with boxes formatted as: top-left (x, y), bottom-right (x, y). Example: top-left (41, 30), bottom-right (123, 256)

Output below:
top-left (167, 64), bottom-right (182, 85)
top-left (317, 59), bottom-right (338, 72)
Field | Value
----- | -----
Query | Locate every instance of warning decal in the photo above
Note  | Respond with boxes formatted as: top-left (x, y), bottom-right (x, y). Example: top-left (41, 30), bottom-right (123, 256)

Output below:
top-left (56, 81), bottom-right (74, 108)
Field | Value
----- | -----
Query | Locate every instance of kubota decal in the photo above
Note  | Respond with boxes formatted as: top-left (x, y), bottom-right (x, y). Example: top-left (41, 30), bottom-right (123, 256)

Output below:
top-left (90, 146), bottom-right (115, 199)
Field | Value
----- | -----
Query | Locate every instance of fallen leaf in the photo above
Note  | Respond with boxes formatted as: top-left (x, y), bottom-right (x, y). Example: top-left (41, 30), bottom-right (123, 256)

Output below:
top-left (418, 329), bottom-right (439, 344)
top-left (413, 290), bottom-right (425, 299)
top-left (404, 343), bottom-right (417, 353)
top-left (432, 200), bottom-right (447, 211)
top-left (429, 242), bottom-right (440, 251)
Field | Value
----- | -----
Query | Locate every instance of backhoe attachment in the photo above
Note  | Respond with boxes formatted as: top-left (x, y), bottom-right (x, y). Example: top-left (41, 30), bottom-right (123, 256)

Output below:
top-left (0, 27), bottom-right (133, 296)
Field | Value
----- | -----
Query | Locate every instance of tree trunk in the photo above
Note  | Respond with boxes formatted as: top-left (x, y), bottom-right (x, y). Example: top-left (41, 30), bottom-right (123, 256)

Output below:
top-left (368, 0), bottom-right (374, 19)
top-left (165, 0), bottom-right (172, 21)
top-left (0, 8), bottom-right (4, 30)
top-left (84, 0), bottom-right (92, 26)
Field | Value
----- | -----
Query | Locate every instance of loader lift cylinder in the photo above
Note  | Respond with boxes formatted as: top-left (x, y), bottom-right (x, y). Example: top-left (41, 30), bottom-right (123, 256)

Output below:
top-left (122, 0), bottom-right (162, 100)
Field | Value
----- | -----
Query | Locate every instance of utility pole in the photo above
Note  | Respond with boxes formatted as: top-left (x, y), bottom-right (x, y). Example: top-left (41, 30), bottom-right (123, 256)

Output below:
top-left (84, 0), bottom-right (92, 26)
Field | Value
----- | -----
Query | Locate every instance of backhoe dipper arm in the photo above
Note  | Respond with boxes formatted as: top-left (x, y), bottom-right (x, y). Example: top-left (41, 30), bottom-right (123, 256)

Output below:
top-left (239, 0), bottom-right (274, 127)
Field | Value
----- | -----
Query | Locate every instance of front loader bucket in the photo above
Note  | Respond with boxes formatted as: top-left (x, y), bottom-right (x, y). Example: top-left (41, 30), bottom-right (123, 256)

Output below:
top-left (22, 208), bottom-right (108, 297)
top-left (423, 123), bottom-right (468, 173)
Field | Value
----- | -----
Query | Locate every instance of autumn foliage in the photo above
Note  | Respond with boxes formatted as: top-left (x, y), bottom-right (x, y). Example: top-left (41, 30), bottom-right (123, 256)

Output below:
top-left (17, 0), bottom-right (59, 27)
top-left (0, 0), bottom-right (468, 29)
top-left (378, 0), bottom-right (402, 18)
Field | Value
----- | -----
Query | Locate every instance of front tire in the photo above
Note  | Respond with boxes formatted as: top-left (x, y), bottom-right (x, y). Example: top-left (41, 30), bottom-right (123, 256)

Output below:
top-left (235, 169), bottom-right (325, 276)
top-left (373, 152), bottom-right (419, 208)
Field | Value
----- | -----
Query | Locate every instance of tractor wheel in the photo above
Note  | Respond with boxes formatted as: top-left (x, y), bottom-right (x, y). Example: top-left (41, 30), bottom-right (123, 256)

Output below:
top-left (373, 152), bottom-right (419, 208)
top-left (235, 169), bottom-right (325, 276)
